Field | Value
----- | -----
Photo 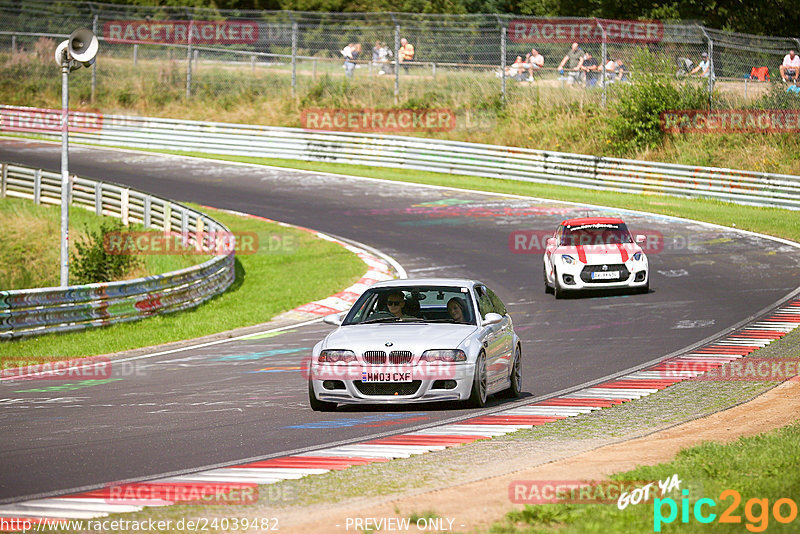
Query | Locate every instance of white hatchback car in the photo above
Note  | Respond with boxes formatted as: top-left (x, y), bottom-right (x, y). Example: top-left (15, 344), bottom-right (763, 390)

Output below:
top-left (543, 217), bottom-right (649, 298)
top-left (308, 279), bottom-right (522, 411)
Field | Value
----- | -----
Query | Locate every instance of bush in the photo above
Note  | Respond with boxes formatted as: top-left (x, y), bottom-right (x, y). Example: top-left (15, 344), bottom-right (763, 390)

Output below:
top-left (70, 220), bottom-right (141, 284)
top-left (606, 76), bottom-right (708, 155)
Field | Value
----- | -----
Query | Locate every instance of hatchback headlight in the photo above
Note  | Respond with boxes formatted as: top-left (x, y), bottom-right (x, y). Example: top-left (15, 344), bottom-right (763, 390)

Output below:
top-left (633, 252), bottom-right (643, 261)
top-left (420, 349), bottom-right (466, 362)
top-left (561, 254), bottom-right (575, 265)
top-left (318, 349), bottom-right (356, 363)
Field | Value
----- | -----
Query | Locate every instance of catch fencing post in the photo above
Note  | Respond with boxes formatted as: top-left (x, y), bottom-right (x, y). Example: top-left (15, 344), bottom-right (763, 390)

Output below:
top-left (497, 15), bottom-right (506, 103)
top-left (697, 25), bottom-right (714, 106)
top-left (185, 11), bottom-right (193, 100)
top-left (11, 34), bottom-right (15, 54)
top-left (133, 43), bottom-right (138, 66)
top-left (597, 19), bottom-right (607, 108)
top-left (392, 14), bottom-right (400, 105)
top-left (291, 15), bottom-right (298, 98)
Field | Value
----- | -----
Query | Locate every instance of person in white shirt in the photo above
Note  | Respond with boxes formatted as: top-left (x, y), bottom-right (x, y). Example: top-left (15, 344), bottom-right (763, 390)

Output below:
top-left (780, 50), bottom-right (800, 82)
top-left (690, 52), bottom-right (710, 77)
top-left (525, 48), bottom-right (544, 81)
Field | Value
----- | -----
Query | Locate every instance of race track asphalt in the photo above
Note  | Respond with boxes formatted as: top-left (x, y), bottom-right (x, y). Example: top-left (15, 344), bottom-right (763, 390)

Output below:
top-left (1, 139), bottom-right (798, 502)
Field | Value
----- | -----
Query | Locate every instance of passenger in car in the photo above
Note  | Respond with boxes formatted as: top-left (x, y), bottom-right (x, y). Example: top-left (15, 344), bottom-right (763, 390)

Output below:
top-left (447, 297), bottom-right (468, 323)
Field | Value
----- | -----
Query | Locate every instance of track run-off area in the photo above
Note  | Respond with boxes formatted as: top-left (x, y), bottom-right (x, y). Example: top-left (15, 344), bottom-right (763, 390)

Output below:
top-left (1, 139), bottom-right (799, 505)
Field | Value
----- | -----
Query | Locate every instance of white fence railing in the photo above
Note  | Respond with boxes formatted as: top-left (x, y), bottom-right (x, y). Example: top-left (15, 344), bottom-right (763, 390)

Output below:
top-left (1, 106), bottom-right (797, 210)
top-left (0, 162), bottom-right (235, 339)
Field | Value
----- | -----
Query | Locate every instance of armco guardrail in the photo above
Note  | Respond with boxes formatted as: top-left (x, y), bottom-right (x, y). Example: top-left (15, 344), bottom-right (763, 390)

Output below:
top-left (1, 105), bottom-right (799, 209)
top-left (0, 162), bottom-right (235, 339)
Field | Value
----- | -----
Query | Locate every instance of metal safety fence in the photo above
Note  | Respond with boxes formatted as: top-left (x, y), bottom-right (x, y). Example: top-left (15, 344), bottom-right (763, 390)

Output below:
top-left (0, 1), bottom-right (799, 109)
top-left (0, 161), bottom-right (235, 339)
top-left (2, 106), bottom-right (797, 210)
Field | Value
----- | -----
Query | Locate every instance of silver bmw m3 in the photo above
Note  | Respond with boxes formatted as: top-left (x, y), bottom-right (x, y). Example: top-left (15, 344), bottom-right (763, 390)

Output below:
top-left (308, 279), bottom-right (522, 411)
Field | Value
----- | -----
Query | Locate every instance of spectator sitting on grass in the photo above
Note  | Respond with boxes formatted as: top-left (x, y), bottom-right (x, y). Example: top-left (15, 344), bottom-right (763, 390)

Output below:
top-left (506, 56), bottom-right (527, 81)
top-left (690, 52), bottom-right (710, 77)
top-left (525, 48), bottom-right (544, 81)
top-left (780, 50), bottom-right (800, 82)
top-left (399, 37), bottom-right (415, 73)
top-left (787, 80), bottom-right (800, 94)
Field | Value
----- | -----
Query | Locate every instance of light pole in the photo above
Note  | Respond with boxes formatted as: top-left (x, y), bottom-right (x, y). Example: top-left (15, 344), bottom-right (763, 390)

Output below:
top-left (54, 29), bottom-right (98, 287)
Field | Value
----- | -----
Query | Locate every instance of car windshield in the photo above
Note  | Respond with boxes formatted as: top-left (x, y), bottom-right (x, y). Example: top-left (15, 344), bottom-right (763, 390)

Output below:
top-left (560, 222), bottom-right (632, 246)
top-left (343, 286), bottom-right (476, 326)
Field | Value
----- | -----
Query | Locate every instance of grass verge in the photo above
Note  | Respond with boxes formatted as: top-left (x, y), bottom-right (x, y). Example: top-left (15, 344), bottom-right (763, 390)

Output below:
top-left (0, 196), bottom-right (205, 289)
top-left (0, 204), bottom-right (365, 359)
top-left (492, 421), bottom-right (800, 533)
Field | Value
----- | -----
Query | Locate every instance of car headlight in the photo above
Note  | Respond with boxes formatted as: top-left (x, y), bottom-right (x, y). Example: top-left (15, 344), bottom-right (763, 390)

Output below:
top-left (633, 252), bottom-right (643, 261)
top-left (318, 349), bottom-right (356, 363)
top-left (561, 254), bottom-right (575, 265)
top-left (420, 349), bottom-right (467, 362)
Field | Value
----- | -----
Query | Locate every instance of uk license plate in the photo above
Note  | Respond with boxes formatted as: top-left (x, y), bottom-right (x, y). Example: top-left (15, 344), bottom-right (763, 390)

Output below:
top-left (592, 271), bottom-right (620, 280)
top-left (361, 370), bottom-right (412, 383)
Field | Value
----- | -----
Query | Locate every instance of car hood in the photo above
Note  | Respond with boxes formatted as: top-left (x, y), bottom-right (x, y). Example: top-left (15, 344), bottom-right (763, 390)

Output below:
top-left (557, 243), bottom-right (643, 264)
top-left (323, 323), bottom-right (477, 354)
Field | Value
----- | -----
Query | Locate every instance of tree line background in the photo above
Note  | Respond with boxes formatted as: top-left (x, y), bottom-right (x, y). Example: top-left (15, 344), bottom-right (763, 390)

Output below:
top-left (96, 0), bottom-right (797, 39)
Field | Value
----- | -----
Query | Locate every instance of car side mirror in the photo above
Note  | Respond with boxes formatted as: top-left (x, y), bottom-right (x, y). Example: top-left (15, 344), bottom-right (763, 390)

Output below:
top-left (483, 312), bottom-right (503, 325)
top-left (635, 234), bottom-right (646, 244)
top-left (546, 237), bottom-right (557, 247)
top-left (323, 313), bottom-right (343, 326)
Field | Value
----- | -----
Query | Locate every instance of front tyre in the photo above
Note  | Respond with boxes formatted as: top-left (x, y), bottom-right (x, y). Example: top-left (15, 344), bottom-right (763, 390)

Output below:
top-left (467, 352), bottom-right (488, 408)
top-left (553, 268), bottom-right (566, 299)
top-left (544, 265), bottom-right (554, 294)
top-left (308, 381), bottom-right (337, 412)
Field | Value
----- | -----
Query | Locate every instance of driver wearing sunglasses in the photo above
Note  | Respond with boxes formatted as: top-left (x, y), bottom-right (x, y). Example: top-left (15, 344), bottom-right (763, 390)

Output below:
top-left (385, 291), bottom-right (407, 318)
